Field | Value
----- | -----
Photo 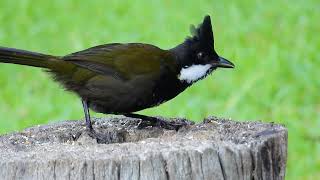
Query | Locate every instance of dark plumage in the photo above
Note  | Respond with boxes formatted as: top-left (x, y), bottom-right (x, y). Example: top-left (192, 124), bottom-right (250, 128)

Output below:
top-left (0, 15), bottom-right (234, 134)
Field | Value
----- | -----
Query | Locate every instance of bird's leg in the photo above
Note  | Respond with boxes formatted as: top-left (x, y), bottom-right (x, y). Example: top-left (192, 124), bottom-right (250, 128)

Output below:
top-left (81, 99), bottom-right (93, 131)
top-left (124, 113), bottom-right (190, 131)
top-left (81, 100), bottom-right (110, 143)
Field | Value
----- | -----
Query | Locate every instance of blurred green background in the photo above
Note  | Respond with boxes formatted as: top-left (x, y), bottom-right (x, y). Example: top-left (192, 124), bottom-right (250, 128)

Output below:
top-left (0, 0), bottom-right (319, 179)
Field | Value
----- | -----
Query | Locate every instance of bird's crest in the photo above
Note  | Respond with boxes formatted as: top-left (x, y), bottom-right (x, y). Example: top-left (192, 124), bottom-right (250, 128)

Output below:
top-left (187, 15), bottom-right (214, 51)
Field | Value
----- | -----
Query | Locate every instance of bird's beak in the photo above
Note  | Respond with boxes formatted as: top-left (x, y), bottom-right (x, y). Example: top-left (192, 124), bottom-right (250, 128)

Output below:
top-left (215, 57), bottom-right (235, 68)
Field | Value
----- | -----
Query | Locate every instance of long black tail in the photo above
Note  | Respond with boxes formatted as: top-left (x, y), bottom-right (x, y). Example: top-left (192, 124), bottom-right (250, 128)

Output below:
top-left (0, 47), bottom-right (60, 69)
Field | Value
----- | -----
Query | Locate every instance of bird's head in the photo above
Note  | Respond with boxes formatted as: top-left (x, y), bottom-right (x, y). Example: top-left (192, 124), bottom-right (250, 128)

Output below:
top-left (172, 15), bottom-right (234, 84)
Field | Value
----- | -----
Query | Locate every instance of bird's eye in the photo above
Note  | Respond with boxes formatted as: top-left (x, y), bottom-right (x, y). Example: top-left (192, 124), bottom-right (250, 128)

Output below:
top-left (197, 52), bottom-right (203, 59)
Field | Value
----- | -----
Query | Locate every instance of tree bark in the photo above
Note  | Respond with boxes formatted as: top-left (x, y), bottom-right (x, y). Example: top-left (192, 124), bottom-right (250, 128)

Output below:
top-left (0, 116), bottom-right (287, 180)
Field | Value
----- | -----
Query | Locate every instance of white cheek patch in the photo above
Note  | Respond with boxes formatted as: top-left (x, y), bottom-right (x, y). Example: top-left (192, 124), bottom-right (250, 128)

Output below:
top-left (178, 64), bottom-right (212, 83)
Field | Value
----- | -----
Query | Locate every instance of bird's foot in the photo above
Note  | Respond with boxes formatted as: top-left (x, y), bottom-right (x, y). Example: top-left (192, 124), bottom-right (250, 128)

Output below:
top-left (134, 115), bottom-right (193, 131)
top-left (85, 128), bottom-right (109, 144)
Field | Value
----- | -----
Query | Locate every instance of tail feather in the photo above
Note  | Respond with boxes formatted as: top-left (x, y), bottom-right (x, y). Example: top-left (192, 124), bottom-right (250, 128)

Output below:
top-left (0, 47), bottom-right (60, 69)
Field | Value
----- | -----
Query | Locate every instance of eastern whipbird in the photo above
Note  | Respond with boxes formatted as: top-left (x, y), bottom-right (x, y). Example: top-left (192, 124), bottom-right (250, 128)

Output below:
top-left (0, 15), bottom-right (234, 135)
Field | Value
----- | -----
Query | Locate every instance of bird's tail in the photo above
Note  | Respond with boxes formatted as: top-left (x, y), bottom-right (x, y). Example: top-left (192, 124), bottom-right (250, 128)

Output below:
top-left (0, 47), bottom-right (61, 69)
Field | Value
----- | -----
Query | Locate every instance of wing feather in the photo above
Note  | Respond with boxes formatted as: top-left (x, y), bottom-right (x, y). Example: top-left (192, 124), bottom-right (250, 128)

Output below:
top-left (62, 43), bottom-right (171, 80)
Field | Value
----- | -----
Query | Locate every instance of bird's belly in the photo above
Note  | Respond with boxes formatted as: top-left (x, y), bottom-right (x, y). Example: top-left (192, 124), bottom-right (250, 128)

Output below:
top-left (82, 74), bottom-right (187, 114)
top-left (88, 90), bottom-right (161, 114)
top-left (81, 75), bottom-right (166, 114)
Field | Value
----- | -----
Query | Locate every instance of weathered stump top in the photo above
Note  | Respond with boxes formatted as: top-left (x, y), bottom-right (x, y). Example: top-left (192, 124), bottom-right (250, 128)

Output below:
top-left (0, 116), bottom-right (287, 180)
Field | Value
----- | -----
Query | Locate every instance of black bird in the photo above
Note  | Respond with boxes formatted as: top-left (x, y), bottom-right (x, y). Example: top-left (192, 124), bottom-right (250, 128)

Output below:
top-left (0, 15), bottom-right (234, 134)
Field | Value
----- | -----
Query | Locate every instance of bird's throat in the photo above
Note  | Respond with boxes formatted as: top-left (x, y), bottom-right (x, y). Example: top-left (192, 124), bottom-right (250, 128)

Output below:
top-left (178, 64), bottom-right (212, 83)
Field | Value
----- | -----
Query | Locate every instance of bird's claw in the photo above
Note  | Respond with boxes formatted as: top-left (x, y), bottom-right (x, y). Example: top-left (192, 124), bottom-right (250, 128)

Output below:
top-left (86, 128), bottom-right (109, 143)
top-left (137, 117), bottom-right (192, 131)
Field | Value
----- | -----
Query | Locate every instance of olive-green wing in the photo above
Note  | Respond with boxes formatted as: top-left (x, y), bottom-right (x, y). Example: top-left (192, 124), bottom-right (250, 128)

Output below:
top-left (63, 43), bottom-right (172, 80)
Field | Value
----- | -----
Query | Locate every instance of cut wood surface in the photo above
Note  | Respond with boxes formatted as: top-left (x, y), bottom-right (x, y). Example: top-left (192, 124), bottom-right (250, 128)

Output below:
top-left (0, 116), bottom-right (287, 180)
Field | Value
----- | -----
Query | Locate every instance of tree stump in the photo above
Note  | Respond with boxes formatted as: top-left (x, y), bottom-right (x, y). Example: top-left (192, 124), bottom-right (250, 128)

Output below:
top-left (0, 116), bottom-right (287, 180)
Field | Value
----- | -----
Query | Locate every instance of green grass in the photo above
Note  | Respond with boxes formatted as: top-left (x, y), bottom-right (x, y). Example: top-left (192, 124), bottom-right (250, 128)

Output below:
top-left (0, 0), bottom-right (319, 179)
